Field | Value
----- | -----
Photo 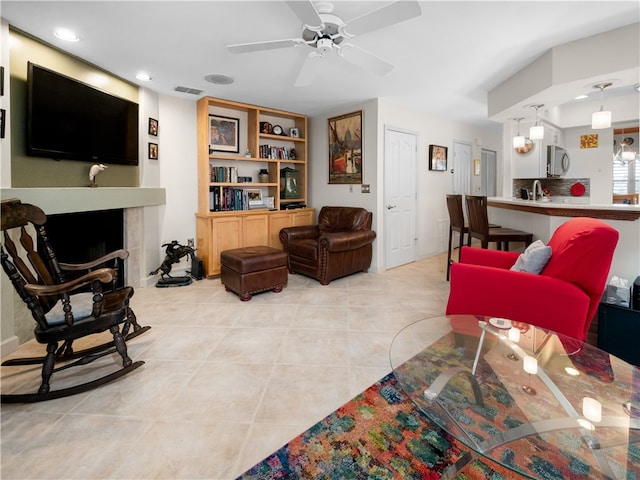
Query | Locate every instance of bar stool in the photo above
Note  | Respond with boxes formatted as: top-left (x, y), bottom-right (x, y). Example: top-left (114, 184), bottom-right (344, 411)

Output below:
top-left (446, 195), bottom-right (501, 280)
top-left (465, 195), bottom-right (533, 250)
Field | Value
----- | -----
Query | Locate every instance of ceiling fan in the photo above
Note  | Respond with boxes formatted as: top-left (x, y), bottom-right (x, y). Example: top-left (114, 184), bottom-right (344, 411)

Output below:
top-left (227, 0), bottom-right (422, 86)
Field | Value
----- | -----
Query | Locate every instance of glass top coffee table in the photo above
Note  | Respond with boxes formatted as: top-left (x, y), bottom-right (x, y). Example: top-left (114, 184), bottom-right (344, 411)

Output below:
top-left (390, 315), bottom-right (640, 479)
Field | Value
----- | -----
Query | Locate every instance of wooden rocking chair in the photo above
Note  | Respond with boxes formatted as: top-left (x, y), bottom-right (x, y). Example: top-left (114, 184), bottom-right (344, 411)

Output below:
top-left (0, 199), bottom-right (150, 403)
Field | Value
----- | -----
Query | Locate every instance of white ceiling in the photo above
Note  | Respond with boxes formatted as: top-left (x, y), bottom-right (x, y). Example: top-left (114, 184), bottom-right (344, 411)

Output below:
top-left (2, 1), bottom-right (639, 130)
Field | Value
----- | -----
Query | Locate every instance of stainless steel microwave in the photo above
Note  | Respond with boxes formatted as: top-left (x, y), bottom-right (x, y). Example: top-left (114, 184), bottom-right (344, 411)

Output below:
top-left (547, 145), bottom-right (570, 177)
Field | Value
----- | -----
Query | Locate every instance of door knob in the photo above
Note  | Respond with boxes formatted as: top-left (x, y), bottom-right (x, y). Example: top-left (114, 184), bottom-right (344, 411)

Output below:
top-left (386, 205), bottom-right (396, 210)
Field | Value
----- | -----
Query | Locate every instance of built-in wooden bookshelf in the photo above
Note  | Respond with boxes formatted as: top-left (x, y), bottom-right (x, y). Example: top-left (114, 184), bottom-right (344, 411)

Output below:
top-left (195, 96), bottom-right (314, 277)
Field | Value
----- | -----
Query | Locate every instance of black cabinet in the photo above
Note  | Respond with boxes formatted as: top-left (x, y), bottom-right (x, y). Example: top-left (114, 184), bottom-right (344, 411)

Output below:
top-left (597, 303), bottom-right (640, 366)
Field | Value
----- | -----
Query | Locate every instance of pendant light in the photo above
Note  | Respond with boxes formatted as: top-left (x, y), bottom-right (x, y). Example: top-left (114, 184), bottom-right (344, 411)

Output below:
top-left (529, 105), bottom-right (544, 140)
top-left (512, 117), bottom-right (525, 148)
top-left (614, 128), bottom-right (636, 165)
top-left (592, 83), bottom-right (612, 129)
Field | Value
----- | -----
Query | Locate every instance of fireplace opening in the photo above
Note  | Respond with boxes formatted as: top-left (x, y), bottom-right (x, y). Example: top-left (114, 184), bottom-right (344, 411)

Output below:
top-left (44, 209), bottom-right (125, 288)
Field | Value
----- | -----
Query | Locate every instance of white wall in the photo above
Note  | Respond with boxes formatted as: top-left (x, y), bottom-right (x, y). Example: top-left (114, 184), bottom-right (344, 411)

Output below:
top-left (308, 100), bottom-right (380, 271)
top-left (146, 95), bottom-right (198, 282)
top-left (308, 98), bottom-right (503, 272)
top-left (377, 99), bottom-right (502, 263)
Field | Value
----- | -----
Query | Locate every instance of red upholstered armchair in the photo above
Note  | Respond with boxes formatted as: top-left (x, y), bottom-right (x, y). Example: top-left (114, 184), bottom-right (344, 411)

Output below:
top-left (279, 206), bottom-right (376, 285)
top-left (446, 217), bottom-right (619, 341)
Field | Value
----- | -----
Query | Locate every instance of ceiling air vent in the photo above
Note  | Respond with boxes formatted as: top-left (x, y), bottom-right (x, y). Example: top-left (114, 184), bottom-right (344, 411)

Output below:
top-left (174, 86), bottom-right (204, 95)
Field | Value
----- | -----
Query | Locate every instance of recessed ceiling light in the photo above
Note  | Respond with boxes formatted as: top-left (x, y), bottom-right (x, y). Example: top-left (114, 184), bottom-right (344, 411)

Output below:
top-left (136, 72), bottom-right (152, 81)
top-left (574, 94), bottom-right (589, 100)
top-left (54, 28), bottom-right (79, 42)
top-left (205, 74), bottom-right (234, 85)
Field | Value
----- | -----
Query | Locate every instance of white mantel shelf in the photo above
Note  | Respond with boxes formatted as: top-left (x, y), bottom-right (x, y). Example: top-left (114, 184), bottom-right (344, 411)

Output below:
top-left (0, 187), bottom-right (166, 214)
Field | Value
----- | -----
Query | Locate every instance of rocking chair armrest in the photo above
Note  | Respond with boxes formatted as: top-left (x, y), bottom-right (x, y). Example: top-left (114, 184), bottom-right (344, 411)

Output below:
top-left (24, 268), bottom-right (117, 297)
top-left (59, 249), bottom-right (129, 271)
top-left (58, 249), bottom-right (129, 271)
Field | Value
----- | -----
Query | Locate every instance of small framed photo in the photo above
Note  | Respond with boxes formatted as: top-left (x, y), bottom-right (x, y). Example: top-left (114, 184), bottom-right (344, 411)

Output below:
top-left (289, 127), bottom-right (300, 138)
top-left (148, 142), bottom-right (158, 160)
top-left (246, 189), bottom-right (264, 209)
top-left (148, 117), bottom-right (158, 136)
top-left (209, 114), bottom-right (240, 153)
top-left (428, 144), bottom-right (448, 171)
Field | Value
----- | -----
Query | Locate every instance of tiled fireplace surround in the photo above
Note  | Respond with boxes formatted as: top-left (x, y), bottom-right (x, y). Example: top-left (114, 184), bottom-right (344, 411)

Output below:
top-left (0, 187), bottom-right (166, 349)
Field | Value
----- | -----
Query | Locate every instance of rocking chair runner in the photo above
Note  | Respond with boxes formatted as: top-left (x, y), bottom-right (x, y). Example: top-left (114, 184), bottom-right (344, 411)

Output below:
top-left (0, 199), bottom-right (150, 403)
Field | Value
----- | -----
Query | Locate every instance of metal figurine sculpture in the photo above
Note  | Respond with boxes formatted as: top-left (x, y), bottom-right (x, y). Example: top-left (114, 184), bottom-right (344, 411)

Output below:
top-left (150, 241), bottom-right (196, 287)
top-left (89, 163), bottom-right (108, 187)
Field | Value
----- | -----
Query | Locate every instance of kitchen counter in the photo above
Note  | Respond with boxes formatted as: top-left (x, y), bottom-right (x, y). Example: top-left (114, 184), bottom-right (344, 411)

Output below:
top-left (488, 197), bottom-right (640, 221)
top-left (485, 197), bottom-right (640, 282)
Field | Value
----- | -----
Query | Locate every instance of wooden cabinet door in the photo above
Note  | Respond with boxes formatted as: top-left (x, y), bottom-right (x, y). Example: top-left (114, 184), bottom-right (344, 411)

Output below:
top-left (210, 216), bottom-right (243, 275)
top-left (268, 212), bottom-right (292, 248)
top-left (292, 209), bottom-right (315, 226)
top-left (243, 214), bottom-right (269, 246)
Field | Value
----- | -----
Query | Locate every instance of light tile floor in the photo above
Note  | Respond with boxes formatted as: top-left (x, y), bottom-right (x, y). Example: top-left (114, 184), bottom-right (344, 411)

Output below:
top-left (1, 253), bottom-right (453, 479)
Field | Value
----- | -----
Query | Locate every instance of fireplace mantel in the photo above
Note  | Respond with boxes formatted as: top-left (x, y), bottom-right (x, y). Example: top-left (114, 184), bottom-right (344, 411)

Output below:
top-left (0, 187), bottom-right (166, 214)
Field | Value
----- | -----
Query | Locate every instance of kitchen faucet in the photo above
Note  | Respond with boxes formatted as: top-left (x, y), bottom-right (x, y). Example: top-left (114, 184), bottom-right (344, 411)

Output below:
top-left (532, 179), bottom-right (543, 201)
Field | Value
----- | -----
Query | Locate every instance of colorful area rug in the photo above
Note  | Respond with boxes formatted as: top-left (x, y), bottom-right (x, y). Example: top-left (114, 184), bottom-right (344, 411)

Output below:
top-left (237, 372), bottom-right (517, 479)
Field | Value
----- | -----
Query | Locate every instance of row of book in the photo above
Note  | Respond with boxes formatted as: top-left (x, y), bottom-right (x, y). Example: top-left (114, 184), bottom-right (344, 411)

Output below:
top-left (209, 186), bottom-right (266, 212)
top-left (210, 166), bottom-right (240, 183)
top-left (259, 145), bottom-right (292, 160)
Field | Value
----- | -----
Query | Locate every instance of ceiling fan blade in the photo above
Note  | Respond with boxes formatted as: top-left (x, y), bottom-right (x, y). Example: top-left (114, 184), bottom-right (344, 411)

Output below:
top-left (286, 0), bottom-right (323, 31)
top-left (338, 44), bottom-right (394, 76)
top-left (295, 52), bottom-right (324, 87)
top-left (228, 38), bottom-right (303, 54)
top-left (343, 0), bottom-right (422, 37)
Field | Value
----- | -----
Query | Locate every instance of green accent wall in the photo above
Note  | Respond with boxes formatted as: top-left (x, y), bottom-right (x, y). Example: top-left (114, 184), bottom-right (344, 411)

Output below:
top-left (9, 29), bottom-right (140, 187)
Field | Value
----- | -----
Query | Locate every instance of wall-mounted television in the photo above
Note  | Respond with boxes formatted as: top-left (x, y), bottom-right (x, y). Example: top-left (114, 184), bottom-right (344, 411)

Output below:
top-left (27, 62), bottom-right (139, 166)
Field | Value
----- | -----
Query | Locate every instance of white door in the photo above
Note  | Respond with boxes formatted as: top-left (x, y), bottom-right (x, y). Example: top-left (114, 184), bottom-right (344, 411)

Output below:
top-left (481, 149), bottom-right (497, 196)
top-left (452, 141), bottom-right (472, 194)
top-left (384, 128), bottom-right (417, 269)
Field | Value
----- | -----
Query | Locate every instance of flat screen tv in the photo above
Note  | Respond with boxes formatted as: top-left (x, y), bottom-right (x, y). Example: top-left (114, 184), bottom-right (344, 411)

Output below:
top-left (27, 62), bottom-right (139, 165)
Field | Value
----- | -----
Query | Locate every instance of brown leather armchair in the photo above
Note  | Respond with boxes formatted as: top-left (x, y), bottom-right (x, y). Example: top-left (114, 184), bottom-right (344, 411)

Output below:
top-left (279, 206), bottom-right (376, 285)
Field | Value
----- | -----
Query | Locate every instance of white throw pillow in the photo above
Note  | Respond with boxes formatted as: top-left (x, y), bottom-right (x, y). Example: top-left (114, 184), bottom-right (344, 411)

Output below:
top-left (510, 240), bottom-right (552, 274)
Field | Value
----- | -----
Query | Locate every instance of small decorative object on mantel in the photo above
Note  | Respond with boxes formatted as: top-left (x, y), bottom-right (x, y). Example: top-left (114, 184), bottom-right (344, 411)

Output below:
top-left (88, 163), bottom-right (107, 187)
top-left (428, 145), bottom-right (447, 171)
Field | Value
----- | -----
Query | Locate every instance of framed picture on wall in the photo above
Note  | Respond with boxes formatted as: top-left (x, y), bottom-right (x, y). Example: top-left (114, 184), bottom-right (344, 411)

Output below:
top-left (209, 114), bottom-right (239, 153)
top-left (148, 142), bottom-right (158, 160)
top-left (148, 118), bottom-right (158, 136)
top-left (428, 144), bottom-right (448, 171)
top-left (328, 110), bottom-right (362, 184)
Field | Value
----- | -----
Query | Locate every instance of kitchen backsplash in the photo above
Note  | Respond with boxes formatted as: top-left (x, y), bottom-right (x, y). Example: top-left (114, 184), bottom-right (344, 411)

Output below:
top-left (512, 178), bottom-right (590, 199)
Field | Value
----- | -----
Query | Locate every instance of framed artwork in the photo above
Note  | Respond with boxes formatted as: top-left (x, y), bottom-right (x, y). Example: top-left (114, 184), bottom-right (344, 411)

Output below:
top-left (428, 144), bottom-right (448, 171)
top-left (580, 134), bottom-right (598, 149)
top-left (473, 159), bottom-right (481, 176)
top-left (0, 109), bottom-right (5, 139)
top-left (209, 114), bottom-right (239, 153)
top-left (289, 127), bottom-right (300, 138)
top-left (246, 189), bottom-right (264, 208)
top-left (328, 110), bottom-right (362, 184)
top-left (148, 117), bottom-right (158, 136)
top-left (148, 142), bottom-right (158, 160)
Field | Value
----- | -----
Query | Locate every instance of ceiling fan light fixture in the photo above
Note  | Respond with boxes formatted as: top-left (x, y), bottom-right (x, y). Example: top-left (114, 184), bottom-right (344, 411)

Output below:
top-left (591, 83), bottom-right (612, 129)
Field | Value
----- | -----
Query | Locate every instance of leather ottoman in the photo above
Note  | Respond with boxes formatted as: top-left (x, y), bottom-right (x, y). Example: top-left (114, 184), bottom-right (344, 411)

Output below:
top-left (220, 246), bottom-right (288, 301)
